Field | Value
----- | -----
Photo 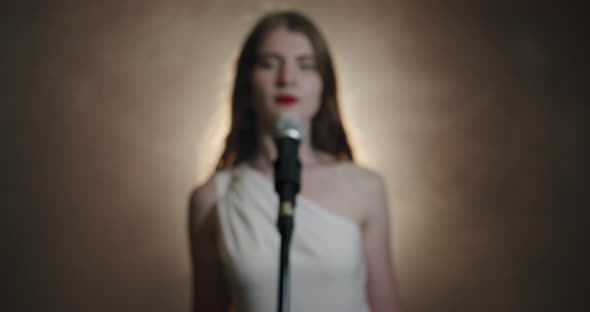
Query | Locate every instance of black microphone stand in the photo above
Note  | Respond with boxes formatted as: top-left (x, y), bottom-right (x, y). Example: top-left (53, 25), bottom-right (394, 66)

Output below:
top-left (274, 138), bottom-right (301, 312)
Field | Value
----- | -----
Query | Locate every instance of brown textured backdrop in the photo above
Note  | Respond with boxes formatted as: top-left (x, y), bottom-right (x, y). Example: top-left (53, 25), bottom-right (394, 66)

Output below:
top-left (2, 1), bottom-right (587, 311)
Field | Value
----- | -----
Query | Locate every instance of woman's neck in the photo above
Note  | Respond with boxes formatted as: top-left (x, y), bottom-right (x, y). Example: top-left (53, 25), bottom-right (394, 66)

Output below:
top-left (248, 127), bottom-right (324, 173)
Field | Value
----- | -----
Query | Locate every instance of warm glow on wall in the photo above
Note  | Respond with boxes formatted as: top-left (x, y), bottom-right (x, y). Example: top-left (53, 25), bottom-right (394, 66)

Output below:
top-left (195, 58), bottom-right (235, 185)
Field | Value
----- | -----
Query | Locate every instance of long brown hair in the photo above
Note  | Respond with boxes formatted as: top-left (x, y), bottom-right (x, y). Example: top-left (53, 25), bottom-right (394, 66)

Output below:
top-left (216, 10), bottom-right (354, 170)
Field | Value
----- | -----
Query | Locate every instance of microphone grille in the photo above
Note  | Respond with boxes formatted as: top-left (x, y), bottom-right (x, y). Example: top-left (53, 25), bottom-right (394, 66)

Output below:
top-left (272, 114), bottom-right (304, 141)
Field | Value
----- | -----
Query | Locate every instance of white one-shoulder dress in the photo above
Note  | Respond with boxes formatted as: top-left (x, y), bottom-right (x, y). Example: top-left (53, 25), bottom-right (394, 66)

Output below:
top-left (215, 163), bottom-right (370, 312)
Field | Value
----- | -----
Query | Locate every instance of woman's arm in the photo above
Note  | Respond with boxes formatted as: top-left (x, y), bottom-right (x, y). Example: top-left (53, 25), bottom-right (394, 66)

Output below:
top-left (189, 179), bottom-right (231, 312)
top-left (362, 172), bottom-right (403, 312)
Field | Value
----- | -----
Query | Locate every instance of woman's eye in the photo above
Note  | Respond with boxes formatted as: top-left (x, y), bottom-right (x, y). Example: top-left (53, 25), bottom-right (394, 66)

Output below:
top-left (300, 62), bottom-right (317, 70)
top-left (256, 58), bottom-right (280, 69)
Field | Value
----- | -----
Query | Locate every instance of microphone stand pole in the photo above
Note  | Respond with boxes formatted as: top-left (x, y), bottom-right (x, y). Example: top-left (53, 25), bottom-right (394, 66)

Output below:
top-left (277, 199), bottom-right (294, 312)
top-left (274, 152), bottom-right (300, 312)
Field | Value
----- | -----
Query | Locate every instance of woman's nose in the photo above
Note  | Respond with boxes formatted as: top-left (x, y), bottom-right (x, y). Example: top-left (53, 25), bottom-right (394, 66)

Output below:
top-left (276, 64), bottom-right (296, 87)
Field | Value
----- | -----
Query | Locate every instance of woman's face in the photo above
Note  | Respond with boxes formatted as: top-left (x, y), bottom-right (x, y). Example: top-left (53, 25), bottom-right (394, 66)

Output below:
top-left (251, 26), bottom-right (323, 131)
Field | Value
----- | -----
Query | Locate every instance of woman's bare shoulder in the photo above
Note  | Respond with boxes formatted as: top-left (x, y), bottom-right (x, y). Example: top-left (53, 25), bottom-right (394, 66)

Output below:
top-left (189, 173), bottom-right (219, 229)
top-left (335, 161), bottom-right (386, 188)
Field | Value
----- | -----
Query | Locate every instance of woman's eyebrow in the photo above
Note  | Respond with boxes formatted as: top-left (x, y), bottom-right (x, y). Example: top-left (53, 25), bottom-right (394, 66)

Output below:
top-left (257, 52), bottom-right (315, 60)
top-left (296, 54), bottom-right (315, 61)
top-left (257, 52), bottom-right (282, 59)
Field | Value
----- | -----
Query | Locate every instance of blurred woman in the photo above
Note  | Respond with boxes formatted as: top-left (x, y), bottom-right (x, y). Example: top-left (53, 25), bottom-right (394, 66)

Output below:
top-left (190, 10), bottom-right (402, 312)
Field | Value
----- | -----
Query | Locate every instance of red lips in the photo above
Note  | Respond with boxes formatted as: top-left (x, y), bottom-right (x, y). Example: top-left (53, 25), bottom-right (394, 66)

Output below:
top-left (275, 95), bottom-right (299, 106)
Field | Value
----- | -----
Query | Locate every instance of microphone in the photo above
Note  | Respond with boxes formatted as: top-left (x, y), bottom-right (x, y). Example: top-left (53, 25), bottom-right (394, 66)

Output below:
top-left (272, 114), bottom-right (303, 312)
top-left (272, 114), bottom-right (304, 209)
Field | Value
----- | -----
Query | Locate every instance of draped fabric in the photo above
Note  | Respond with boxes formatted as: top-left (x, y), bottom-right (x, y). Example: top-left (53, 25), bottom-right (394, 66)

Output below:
top-left (215, 163), bottom-right (369, 312)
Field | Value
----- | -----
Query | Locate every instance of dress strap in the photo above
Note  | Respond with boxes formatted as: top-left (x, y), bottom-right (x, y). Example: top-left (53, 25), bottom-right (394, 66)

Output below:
top-left (214, 169), bottom-right (232, 199)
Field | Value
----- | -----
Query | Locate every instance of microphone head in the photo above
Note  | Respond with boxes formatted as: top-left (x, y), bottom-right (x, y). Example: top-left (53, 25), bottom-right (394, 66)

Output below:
top-left (272, 114), bottom-right (304, 142)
